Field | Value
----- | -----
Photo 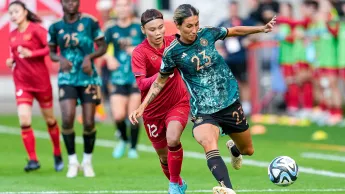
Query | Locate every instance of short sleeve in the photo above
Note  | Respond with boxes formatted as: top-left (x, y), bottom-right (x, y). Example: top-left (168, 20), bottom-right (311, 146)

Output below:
top-left (207, 27), bottom-right (228, 41)
top-left (91, 19), bottom-right (104, 40)
top-left (48, 24), bottom-right (57, 46)
top-left (160, 51), bottom-right (176, 75)
top-left (104, 28), bottom-right (112, 44)
top-left (131, 47), bottom-right (147, 77)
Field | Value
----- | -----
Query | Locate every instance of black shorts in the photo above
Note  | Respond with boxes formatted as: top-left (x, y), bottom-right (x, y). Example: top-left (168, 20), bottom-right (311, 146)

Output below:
top-left (59, 85), bottom-right (101, 105)
top-left (111, 83), bottom-right (140, 96)
top-left (192, 100), bottom-right (249, 135)
top-left (228, 62), bottom-right (247, 82)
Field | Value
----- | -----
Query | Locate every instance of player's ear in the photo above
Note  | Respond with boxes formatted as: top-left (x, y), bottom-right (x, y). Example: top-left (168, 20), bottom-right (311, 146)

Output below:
top-left (141, 26), bottom-right (146, 35)
top-left (175, 21), bottom-right (181, 31)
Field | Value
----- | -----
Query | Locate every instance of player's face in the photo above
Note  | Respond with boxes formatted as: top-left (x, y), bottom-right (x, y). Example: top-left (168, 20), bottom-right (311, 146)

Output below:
top-left (178, 15), bottom-right (199, 43)
top-left (61, 0), bottom-right (80, 15)
top-left (142, 19), bottom-right (165, 46)
top-left (279, 3), bottom-right (291, 18)
top-left (115, 0), bottom-right (132, 20)
top-left (8, 4), bottom-right (28, 25)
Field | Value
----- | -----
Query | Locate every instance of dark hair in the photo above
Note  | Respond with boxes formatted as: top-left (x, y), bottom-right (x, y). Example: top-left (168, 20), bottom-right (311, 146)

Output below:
top-left (8, 1), bottom-right (42, 23)
top-left (303, 0), bottom-right (319, 10)
top-left (141, 9), bottom-right (164, 26)
top-left (173, 4), bottom-right (199, 25)
top-left (229, 1), bottom-right (238, 5)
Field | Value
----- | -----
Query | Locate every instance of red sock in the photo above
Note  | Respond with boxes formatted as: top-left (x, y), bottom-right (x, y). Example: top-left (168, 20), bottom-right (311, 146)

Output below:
top-left (301, 82), bottom-right (313, 109)
top-left (287, 84), bottom-right (299, 110)
top-left (48, 121), bottom-right (61, 156)
top-left (160, 161), bottom-right (170, 180)
top-left (168, 143), bottom-right (183, 184)
top-left (320, 100), bottom-right (328, 111)
top-left (21, 126), bottom-right (37, 161)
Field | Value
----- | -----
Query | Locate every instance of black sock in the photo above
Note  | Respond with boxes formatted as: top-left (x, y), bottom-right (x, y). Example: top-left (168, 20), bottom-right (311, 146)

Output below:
top-left (130, 123), bottom-right (139, 149)
top-left (116, 121), bottom-right (128, 141)
top-left (231, 145), bottom-right (241, 157)
top-left (62, 131), bottom-right (75, 155)
top-left (83, 131), bottom-right (97, 154)
top-left (206, 150), bottom-right (232, 189)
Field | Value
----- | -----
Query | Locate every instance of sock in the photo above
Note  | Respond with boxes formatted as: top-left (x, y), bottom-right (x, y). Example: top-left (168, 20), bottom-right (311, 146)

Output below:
top-left (302, 82), bottom-right (313, 109)
top-left (320, 100), bottom-right (328, 111)
top-left (47, 121), bottom-right (61, 156)
top-left (336, 108), bottom-right (343, 116)
top-left (287, 84), bottom-right (299, 110)
top-left (68, 153), bottom-right (78, 164)
top-left (206, 150), bottom-right (232, 188)
top-left (62, 130), bottom-right (75, 155)
top-left (230, 145), bottom-right (241, 157)
top-left (160, 160), bottom-right (183, 185)
top-left (82, 153), bottom-right (93, 164)
top-left (130, 124), bottom-right (139, 149)
top-left (83, 130), bottom-right (97, 154)
top-left (116, 121), bottom-right (128, 141)
top-left (21, 126), bottom-right (37, 161)
top-left (168, 143), bottom-right (183, 184)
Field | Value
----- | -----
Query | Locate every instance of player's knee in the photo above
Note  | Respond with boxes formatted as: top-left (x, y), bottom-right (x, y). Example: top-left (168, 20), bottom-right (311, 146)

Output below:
top-left (44, 116), bottom-right (56, 126)
top-left (83, 121), bottom-right (95, 133)
top-left (62, 119), bottom-right (74, 130)
top-left (18, 113), bottom-right (31, 126)
top-left (241, 146), bottom-right (254, 156)
top-left (114, 115), bottom-right (126, 122)
top-left (197, 137), bottom-right (217, 151)
top-left (166, 136), bottom-right (180, 147)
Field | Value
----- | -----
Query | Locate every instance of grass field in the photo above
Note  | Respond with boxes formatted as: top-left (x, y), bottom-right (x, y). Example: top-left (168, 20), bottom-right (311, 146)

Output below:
top-left (0, 115), bottom-right (345, 194)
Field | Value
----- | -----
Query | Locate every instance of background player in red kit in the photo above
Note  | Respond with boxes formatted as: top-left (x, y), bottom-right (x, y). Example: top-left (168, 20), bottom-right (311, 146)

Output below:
top-left (131, 9), bottom-right (189, 193)
top-left (6, 1), bottom-right (63, 172)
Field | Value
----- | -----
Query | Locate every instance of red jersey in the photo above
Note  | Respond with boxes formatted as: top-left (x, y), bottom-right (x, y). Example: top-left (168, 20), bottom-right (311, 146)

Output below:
top-left (132, 36), bottom-right (190, 119)
top-left (9, 22), bottom-right (51, 92)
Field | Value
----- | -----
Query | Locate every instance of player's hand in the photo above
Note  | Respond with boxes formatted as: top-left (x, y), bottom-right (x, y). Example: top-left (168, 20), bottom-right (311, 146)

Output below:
top-left (106, 56), bottom-right (120, 71)
top-left (129, 105), bottom-right (145, 124)
top-left (59, 57), bottom-right (73, 72)
top-left (82, 56), bottom-right (93, 76)
top-left (6, 58), bottom-right (14, 68)
top-left (17, 46), bottom-right (32, 58)
top-left (263, 16), bottom-right (276, 33)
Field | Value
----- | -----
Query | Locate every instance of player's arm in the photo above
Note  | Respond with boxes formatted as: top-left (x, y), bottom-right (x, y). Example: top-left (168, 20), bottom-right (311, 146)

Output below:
top-left (27, 26), bottom-right (50, 58)
top-left (226, 16), bottom-right (276, 37)
top-left (87, 37), bottom-right (107, 60)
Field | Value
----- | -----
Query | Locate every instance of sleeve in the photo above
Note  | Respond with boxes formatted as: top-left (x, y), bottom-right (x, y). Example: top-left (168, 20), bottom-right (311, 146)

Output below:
top-left (48, 24), bottom-right (57, 46)
top-left (160, 51), bottom-right (176, 75)
top-left (207, 27), bottom-right (228, 41)
top-left (104, 28), bottom-right (112, 44)
top-left (31, 26), bottom-right (49, 57)
top-left (91, 19), bottom-right (104, 40)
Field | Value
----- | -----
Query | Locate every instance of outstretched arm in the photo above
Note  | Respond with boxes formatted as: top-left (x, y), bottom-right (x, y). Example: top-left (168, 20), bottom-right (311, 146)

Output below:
top-left (129, 73), bottom-right (170, 124)
top-left (227, 16), bottom-right (276, 37)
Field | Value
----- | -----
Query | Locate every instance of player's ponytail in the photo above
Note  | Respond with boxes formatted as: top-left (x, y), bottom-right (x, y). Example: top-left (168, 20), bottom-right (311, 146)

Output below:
top-left (8, 1), bottom-right (42, 23)
top-left (173, 4), bottom-right (199, 25)
top-left (141, 9), bottom-right (164, 27)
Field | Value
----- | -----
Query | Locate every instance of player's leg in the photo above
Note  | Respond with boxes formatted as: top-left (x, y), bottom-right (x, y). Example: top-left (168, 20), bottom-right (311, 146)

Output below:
top-left (59, 85), bottom-right (78, 178)
top-left (16, 89), bottom-right (40, 172)
top-left (165, 104), bottom-right (189, 191)
top-left (35, 88), bottom-right (63, 172)
top-left (110, 84), bottom-right (129, 158)
top-left (127, 85), bottom-right (141, 158)
top-left (79, 85), bottom-right (101, 177)
top-left (193, 117), bottom-right (234, 191)
top-left (327, 72), bottom-right (342, 125)
top-left (297, 63), bottom-right (313, 119)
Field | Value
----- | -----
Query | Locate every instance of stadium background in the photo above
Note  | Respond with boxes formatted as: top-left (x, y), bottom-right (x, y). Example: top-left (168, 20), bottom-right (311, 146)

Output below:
top-left (0, 0), bottom-right (345, 194)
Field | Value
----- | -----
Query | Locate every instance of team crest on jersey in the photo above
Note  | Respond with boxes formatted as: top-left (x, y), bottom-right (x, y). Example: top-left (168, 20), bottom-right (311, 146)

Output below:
top-left (113, 33), bottom-right (120, 39)
top-left (131, 29), bottom-right (138, 36)
top-left (23, 34), bottom-right (32, 41)
top-left (200, 38), bottom-right (208, 46)
top-left (78, 23), bottom-right (84, 32)
top-left (151, 55), bottom-right (158, 60)
top-left (58, 29), bottom-right (64, 34)
top-left (11, 37), bottom-right (16, 42)
top-left (59, 88), bottom-right (65, 98)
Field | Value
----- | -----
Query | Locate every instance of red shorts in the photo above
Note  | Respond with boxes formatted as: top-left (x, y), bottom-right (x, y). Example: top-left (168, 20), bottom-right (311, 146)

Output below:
top-left (317, 68), bottom-right (338, 77)
top-left (143, 104), bottom-right (189, 150)
top-left (338, 68), bottom-right (345, 79)
top-left (15, 87), bottom-right (53, 109)
top-left (281, 65), bottom-right (295, 77)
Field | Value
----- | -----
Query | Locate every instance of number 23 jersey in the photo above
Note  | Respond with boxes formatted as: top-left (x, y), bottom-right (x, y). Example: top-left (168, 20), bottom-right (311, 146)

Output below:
top-left (48, 13), bottom-right (104, 86)
top-left (160, 27), bottom-right (239, 116)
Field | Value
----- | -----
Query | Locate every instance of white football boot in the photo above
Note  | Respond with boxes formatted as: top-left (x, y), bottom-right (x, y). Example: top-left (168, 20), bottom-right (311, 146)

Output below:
top-left (66, 162), bottom-right (80, 178)
top-left (81, 162), bottom-right (95, 177)
top-left (226, 140), bottom-right (242, 170)
top-left (213, 186), bottom-right (236, 194)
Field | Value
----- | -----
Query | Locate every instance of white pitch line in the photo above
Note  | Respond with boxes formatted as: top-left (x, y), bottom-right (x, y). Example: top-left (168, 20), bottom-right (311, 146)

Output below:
top-left (1, 126), bottom-right (345, 179)
top-left (2, 188), bottom-right (345, 194)
top-left (302, 152), bottom-right (345, 163)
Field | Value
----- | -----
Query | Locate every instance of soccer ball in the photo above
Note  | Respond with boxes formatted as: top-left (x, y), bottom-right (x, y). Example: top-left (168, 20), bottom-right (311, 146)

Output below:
top-left (268, 156), bottom-right (298, 186)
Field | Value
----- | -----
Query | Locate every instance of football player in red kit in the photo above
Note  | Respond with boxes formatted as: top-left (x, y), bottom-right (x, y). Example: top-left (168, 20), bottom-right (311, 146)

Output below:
top-left (6, 1), bottom-right (63, 172)
top-left (131, 9), bottom-right (189, 193)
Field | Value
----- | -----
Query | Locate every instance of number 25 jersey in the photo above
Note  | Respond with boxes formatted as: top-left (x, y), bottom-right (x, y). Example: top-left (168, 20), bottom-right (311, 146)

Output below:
top-left (160, 27), bottom-right (239, 116)
top-left (48, 13), bottom-right (104, 86)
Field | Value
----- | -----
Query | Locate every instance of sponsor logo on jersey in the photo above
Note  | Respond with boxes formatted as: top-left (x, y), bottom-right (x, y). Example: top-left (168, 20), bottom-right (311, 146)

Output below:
top-left (78, 23), bottom-right (84, 32)
top-left (113, 33), bottom-right (120, 39)
top-left (200, 38), bottom-right (208, 46)
top-left (58, 29), bottom-right (64, 34)
top-left (16, 89), bottom-right (23, 97)
top-left (151, 55), bottom-right (158, 60)
top-left (181, 53), bottom-right (188, 58)
top-left (11, 37), bottom-right (16, 42)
